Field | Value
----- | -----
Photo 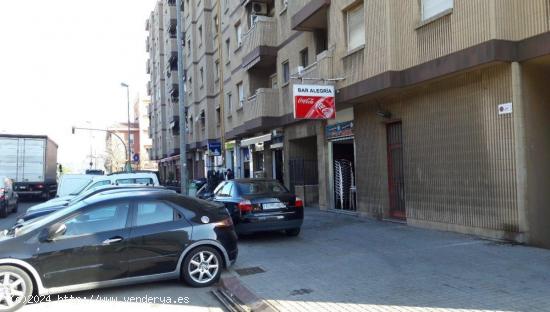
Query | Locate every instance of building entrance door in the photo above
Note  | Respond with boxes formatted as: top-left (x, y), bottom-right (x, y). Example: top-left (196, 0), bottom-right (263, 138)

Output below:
top-left (331, 137), bottom-right (356, 211)
top-left (386, 122), bottom-right (406, 220)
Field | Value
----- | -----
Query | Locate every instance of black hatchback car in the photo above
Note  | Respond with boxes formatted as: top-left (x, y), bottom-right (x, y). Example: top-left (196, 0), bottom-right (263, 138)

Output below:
top-left (210, 179), bottom-right (304, 236)
top-left (0, 189), bottom-right (237, 312)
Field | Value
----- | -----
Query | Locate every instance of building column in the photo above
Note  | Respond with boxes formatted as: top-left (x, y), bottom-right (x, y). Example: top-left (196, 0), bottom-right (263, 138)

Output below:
top-left (511, 61), bottom-right (529, 242)
top-left (316, 121), bottom-right (329, 210)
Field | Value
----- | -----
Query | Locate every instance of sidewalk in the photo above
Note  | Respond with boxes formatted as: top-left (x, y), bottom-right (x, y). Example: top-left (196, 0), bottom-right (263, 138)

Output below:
top-left (230, 208), bottom-right (550, 312)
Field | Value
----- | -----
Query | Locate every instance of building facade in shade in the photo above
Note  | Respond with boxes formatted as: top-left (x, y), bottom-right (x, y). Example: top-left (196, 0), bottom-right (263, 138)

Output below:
top-left (147, 0), bottom-right (550, 248)
top-left (134, 97), bottom-right (158, 171)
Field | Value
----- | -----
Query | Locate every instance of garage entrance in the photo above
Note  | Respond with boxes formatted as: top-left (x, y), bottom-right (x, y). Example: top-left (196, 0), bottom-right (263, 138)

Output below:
top-left (288, 136), bottom-right (318, 207)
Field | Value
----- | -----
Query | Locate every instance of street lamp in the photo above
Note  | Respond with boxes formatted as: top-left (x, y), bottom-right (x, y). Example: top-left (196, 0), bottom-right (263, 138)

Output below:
top-left (120, 82), bottom-right (132, 172)
top-left (72, 126), bottom-right (129, 172)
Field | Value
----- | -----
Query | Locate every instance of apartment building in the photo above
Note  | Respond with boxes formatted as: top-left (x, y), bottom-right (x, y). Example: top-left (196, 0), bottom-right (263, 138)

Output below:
top-left (148, 0), bottom-right (550, 248)
top-left (134, 97), bottom-right (158, 171)
top-left (146, 0), bottom-right (185, 183)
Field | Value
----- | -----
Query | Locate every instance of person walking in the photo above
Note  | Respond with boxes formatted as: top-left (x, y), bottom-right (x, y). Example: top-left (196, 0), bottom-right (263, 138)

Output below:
top-left (226, 168), bottom-right (234, 180)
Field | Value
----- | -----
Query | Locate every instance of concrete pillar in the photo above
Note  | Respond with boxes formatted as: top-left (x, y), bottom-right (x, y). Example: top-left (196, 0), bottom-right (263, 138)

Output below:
top-left (316, 122), bottom-right (329, 210)
top-left (511, 61), bottom-right (529, 242)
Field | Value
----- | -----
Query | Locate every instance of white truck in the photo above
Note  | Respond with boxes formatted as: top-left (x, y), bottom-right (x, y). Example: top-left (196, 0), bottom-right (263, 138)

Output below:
top-left (0, 134), bottom-right (58, 199)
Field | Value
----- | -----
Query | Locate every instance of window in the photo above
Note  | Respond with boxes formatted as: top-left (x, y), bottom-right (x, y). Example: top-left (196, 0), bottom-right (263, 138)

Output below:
top-left (422, 0), bottom-right (453, 21)
top-left (216, 107), bottom-right (221, 125)
top-left (187, 39), bottom-right (191, 55)
top-left (136, 201), bottom-right (177, 226)
top-left (200, 67), bottom-right (204, 86)
top-left (63, 202), bottom-right (129, 237)
top-left (225, 38), bottom-right (231, 59)
top-left (235, 23), bottom-right (242, 46)
top-left (237, 82), bottom-right (244, 107)
top-left (116, 178), bottom-right (154, 185)
top-left (227, 92), bottom-right (232, 112)
top-left (198, 25), bottom-right (203, 46)
top-left (200, 110), bottom-right (206, 128)
top-left (300, 48), bottom-right (309, 67)
top-left (89, 180), bottom-right (111, 189)
top-left (216, 182), bottom-right (233, 197)
top-left (282, 61), bottom-right (290, 84)
top-left (236, 181), bottom-right (288, 195)
top-left (346, 3), bottom-right (365, 51)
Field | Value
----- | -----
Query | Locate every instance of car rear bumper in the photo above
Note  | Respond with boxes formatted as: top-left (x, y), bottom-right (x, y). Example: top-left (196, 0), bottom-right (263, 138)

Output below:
top-left (15, 191), bottom-right (43, 196)
top-left (235, 218), bottom-right (303, 234)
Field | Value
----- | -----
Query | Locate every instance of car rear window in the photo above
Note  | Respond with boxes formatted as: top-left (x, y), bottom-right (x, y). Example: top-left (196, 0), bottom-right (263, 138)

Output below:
top-left (236, 181), bottom-right (288, 195)
top-left (116, 178), bottom-right (154, 185)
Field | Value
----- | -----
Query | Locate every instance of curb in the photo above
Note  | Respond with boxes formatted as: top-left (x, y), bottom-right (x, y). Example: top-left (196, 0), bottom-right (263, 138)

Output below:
top-left (215, 272), bottom-right (278, 312)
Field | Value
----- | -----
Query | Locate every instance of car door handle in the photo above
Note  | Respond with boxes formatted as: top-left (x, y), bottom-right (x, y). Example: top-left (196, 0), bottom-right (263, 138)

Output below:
top-left (102, 237), bottom-right (124, 245)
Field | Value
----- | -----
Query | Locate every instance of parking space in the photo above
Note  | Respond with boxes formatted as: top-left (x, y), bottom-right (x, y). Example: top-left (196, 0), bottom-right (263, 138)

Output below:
top-left (232, 208), bottom-right (550, 312)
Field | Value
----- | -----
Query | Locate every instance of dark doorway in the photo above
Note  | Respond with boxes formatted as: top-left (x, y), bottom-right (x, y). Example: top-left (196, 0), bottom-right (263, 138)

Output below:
top-left (273, 149), bottom-right (283, 182)
top-left (386, 122), bottom-right (406, 220)
top-left (332, 138), bottom-right (356, 211)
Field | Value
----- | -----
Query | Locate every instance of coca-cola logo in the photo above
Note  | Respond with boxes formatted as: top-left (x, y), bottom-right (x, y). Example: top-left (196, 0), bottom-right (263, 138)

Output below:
top-left (296, 97), bottom-right (316, 105)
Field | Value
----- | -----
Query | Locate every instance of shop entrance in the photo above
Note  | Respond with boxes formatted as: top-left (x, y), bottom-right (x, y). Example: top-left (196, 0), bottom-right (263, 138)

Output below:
top-left (288, 136), bottom-right (319, 207)
top-left (331, 138), bottom-right (356, 211)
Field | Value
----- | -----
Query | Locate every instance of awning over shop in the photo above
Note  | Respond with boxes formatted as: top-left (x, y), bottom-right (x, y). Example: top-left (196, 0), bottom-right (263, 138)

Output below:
top-left (240, 133), bottom-right (272, 146)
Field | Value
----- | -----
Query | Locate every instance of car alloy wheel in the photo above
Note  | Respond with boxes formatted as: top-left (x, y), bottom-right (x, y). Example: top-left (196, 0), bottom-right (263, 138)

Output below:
top-left (0, 266), bottom-right (32, 312)
top-left (183, 247), bottom-right (222, 287)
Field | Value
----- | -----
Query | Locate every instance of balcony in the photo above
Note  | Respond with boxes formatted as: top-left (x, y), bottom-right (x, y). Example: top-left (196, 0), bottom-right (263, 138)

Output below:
top-left (147, 81), bottom-right (152, 96)
top-left (243, 88), bottom-right (281, 123)
top-left (146, 37), bottom-right (150, 52)
top-left (241, 18), bottom-right (278, 71)
top-left (170, 115), bottom-right (180, 134)
top-left (168, 18), bottom-right (177, 38)
top-left (145, 19), bottom-right (150, 31)
top-left (168, 52), bottom-right (178, 68)
top-left (290, 0), bottom-right (330, 31)
top-left (300, 49), bottom-right (334, 82)
top-left (146, 59), bottom-right (151, 74)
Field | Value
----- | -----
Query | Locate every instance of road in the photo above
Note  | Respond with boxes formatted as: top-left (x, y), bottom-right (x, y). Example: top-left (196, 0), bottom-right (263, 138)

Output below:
top-left (0, 201), bottom-right (224, 312)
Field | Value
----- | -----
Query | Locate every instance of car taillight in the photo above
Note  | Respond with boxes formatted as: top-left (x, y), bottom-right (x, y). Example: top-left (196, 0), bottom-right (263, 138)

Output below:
top-left (238, 200), bottom-right (253, 214)
top-left (215, 217), bottom-right (234, 228)
top-left (36, 184), bottom-right (44, 189)
top-left (0, 188), bottom-right (4, 200)
top-left (295, 197), bottom-right (304, 208)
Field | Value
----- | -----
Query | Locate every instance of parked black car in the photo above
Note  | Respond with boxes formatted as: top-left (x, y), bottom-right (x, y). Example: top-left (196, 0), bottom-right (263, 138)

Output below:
top-left (17, 184), bottom-right (171, 224)
top-left (0, 177), bottom-right (19, 218)
top-left (210, 179), bottom-right (304, 236)
top-left (0, 189), bottom-right (237, 312)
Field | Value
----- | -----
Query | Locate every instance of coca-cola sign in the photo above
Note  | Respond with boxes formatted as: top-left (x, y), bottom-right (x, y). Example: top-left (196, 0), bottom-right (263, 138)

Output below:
top-left (293, 84), bottom-right (336, 119)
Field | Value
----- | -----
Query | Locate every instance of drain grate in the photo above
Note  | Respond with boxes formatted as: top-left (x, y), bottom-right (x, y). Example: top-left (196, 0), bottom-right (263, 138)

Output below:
top-left (235, 266), bottom-right (266, 276)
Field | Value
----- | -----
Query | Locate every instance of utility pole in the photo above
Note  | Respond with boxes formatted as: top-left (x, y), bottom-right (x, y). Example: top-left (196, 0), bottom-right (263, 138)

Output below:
top-left (120, 82), bottom-right (132, 172)
top-left (216, 0), bottom-right (226, 168)
top-left (177, 0), bottom-right (188, 195)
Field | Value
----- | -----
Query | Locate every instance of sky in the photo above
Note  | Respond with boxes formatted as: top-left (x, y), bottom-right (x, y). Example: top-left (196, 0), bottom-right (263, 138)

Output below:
top-left (0, 0), bottom-right (156, 172)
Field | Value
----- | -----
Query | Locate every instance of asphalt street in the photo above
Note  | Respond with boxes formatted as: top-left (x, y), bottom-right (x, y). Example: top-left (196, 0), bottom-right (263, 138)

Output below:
top-left (0, 201), bottom-right (224, 312)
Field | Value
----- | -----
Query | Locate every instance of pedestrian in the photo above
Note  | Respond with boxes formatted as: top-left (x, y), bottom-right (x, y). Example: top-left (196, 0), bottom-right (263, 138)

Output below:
top-left (226, 168), bottom-right (234, 180)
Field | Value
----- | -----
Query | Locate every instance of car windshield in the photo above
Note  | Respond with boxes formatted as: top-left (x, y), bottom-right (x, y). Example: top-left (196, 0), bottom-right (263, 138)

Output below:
top-left (14, 200), bottom-right (89, 237)
top-left (57, 177), bottom-right (94, 197)
top-left (236, 181), bottom-right (288, 195)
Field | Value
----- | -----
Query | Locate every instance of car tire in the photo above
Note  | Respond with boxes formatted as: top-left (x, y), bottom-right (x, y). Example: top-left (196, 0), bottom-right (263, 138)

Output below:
top-left (0, 265), bottom-right (34, 312)
top-left (0, 203), bottom-right (7, 219)
top-left (181, 246), bottom-right (222, 288)
top-left (285, 228), bottom-right (301, 236)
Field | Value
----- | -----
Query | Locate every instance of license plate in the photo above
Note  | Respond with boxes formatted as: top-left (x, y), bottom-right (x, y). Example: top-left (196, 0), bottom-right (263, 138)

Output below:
top-left (19, 186), bottom-right (26, 190)
top-left (263, 202), bottom-right (286, 210)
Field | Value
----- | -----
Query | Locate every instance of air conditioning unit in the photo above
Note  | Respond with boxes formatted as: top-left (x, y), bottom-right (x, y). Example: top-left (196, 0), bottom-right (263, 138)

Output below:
top-left (251, 2), bottom-right (268, 16)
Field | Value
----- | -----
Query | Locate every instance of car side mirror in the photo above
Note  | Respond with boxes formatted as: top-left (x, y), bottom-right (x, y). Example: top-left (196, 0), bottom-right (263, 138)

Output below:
top-left (40, 223), bottom-right (67, 242)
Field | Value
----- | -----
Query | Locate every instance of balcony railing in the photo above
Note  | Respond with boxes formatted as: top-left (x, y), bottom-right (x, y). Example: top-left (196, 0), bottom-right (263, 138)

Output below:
top-left (146, 59), bottom-right (151, 74)
top-left (242, 88), bottom-right (280, 123)
top-left (241, 17), bottom-right (277, 58)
